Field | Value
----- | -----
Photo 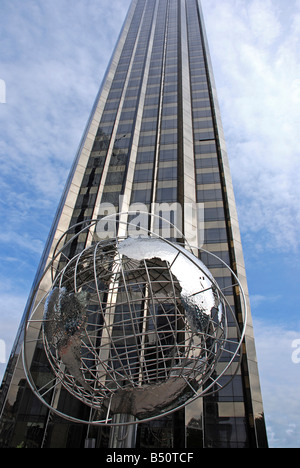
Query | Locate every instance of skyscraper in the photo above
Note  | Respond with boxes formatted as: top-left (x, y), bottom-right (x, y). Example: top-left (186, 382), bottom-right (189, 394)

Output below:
top-left (0, 0), bottom-right (268, 448)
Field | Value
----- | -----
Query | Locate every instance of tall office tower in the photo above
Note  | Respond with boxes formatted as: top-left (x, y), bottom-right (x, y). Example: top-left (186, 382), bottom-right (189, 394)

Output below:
top-left (0, 0), bottom-right (268, 448)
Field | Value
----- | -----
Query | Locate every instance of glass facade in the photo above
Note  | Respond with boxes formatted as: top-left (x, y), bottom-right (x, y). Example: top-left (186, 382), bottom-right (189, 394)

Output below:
top-left (0, 0), bottom-right (268, 448)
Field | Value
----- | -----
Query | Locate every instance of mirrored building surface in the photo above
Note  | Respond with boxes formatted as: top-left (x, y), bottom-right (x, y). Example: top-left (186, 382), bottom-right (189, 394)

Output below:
top-left (0, 0), bottom-right (268, 448)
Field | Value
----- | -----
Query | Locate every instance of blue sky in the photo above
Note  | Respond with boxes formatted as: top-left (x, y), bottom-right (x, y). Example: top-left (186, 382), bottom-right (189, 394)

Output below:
top-left (0, 0), bottom-right (299, 448)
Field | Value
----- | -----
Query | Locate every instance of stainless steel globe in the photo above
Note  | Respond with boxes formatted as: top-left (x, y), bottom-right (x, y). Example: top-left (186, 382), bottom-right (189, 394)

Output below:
top-left (22, 218), bottom-right (246, 426)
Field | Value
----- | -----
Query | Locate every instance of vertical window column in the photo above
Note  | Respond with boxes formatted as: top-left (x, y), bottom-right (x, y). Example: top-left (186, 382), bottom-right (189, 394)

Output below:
top-left (179, 0), bottom-right (199, 250)
top-left (117, 0), bottom-right (161, 236)
top-left (90, 0), bottom-right (150, 227)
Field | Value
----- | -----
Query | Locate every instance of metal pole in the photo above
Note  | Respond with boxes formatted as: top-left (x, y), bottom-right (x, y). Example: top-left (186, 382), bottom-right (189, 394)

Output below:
top-left (109, 414), bottom-right (137, 448)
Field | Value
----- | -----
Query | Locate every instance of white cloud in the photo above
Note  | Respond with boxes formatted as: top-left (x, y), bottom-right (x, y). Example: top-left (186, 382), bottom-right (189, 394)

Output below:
top-left (250, 294), bottom-right (282, 308)
top-left (247, 0), bottom-right (282, 46)
top-left (253, 318), bottom-right (300, 448)
top-left (0, 0), bottom-right (130, 203)
top-left (202, 0), bottom-right (300, 252)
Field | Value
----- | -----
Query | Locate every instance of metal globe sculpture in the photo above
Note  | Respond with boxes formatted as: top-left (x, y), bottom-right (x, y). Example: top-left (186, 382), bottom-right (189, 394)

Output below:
top-left (22, 217), bottom-right (247, 426)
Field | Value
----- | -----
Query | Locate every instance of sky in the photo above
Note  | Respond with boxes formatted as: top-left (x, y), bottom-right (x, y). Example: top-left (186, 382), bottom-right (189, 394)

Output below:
top-left (0, 0), bottom-right (299, 448)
